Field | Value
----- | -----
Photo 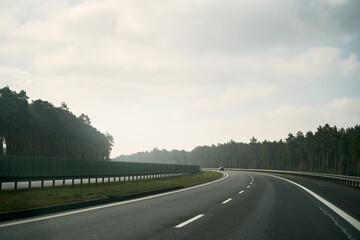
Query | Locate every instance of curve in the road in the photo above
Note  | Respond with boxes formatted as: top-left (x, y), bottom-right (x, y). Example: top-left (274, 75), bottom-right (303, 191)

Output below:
top-left (0, 172), bottom-right (228, 228)
top-left (0, 171), bottom-right (359, 240)
top-left (266, 173), bottom-right (360, 231)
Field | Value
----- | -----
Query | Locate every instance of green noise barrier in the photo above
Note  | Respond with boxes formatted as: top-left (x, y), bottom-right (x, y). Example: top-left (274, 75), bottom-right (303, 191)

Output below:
top-left (0, 155), bottom-right (200, 190)
top-left (0, 155), bottom-right (200, 176)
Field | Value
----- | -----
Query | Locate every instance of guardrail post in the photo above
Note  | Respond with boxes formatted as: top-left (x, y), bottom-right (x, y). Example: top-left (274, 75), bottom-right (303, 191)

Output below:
top-left (41, 180), bottom-right (44, 188)
top-left (88, 178), bottom-right (91, 184)
top-left (102, 178), bottom-right (104, 184)
top-left (29, 181), bottom-right (31, 189)
top-left (53, 179), bottom-right (55, 187)
top-left (15, 181), bottom-right (17, 190)
top-left (0, 181), bottom-right (2, 191)
top-left (81, 178), bottom-right (83, 185)
top-left (63, 179), bottom-right (65, 186)
top-left (72, 179), bottom-right (74, 186)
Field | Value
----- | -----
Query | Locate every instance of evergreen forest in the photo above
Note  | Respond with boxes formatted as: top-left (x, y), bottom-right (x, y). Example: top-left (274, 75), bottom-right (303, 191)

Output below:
top-left (0, 86), bottom-right (113, 160)
top-left (114, 124), bottom-right (360, 176)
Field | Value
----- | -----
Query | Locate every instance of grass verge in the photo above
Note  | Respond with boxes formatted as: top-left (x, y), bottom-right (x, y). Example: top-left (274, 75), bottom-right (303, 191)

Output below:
top-left (0, 171), bottom-right (223, 213)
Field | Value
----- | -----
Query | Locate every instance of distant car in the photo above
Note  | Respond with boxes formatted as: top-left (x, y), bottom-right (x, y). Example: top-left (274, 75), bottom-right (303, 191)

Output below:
top-left (218, 167), bottom-right (224, 171)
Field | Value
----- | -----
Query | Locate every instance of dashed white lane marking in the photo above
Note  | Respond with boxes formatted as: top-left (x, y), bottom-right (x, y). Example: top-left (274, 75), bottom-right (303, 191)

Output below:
top-left (222, 198), bottom-right (232, 204)
top-left (268, 174), bottom-right (360, 232)
top-left (250, 182), bottom-right (253, 185)
top-left (175, 214), bottom-right (204, 228)
top-left (239, 190), bottom-right (244, 194)
top-left (0, 173), bottom-right (229, 228)
top-left (246, 185), bottom-right (250, 188)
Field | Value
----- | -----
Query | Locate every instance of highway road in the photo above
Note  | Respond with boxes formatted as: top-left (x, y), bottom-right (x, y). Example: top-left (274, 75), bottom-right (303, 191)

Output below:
top-left (0, 171), bottom-right (359, 239)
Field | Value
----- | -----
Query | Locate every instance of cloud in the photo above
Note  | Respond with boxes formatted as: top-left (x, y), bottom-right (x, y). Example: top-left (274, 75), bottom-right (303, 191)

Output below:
top-left (1, 0), bottom-right (359, 157)
top-left (341, 54), bottom-right (360, 75)
top-left (265, 47), bottom-right (360, 81)
top-left (191, 83), bottom-right (278, 111)
top-left (193, 96), bottom-right (360, 145)
top-left (0, 67), bottom-right (37, 88)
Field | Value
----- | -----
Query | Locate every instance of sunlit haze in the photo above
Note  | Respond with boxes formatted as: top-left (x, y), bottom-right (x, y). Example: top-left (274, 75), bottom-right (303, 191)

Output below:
top-left (1, 0), bottom-right (359, 157)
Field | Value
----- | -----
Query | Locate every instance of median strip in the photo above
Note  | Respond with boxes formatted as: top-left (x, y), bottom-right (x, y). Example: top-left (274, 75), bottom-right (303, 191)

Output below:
top-left (0, 171), bottom-right (223, 215)
top-left (175, 214), bottom-right (204, 228)
top-left (0, 172), bottom-right (227, 227)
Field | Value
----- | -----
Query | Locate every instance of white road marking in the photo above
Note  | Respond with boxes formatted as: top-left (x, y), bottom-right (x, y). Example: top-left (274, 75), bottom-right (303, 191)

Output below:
top-left (0, 173), bottom-right (229, 228)
top-left (222, 198), bottom-right (232, 204)
top-left (175, 214), bottom-right (204, 228)
top-left (268, 174), bottom-right (360, 232)
top-left (246, 185), bottom-right (250, 188)
top-left (239, 190), bottom-right (244, 194)
top-left (250, 182), bottom-right (253, 185)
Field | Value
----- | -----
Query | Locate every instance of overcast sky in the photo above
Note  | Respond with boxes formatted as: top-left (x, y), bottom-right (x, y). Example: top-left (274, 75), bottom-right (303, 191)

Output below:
top-left (1, 0), bottom-right (359, 157)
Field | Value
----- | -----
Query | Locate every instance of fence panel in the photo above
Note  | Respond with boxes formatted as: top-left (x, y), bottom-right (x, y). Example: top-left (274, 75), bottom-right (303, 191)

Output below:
top-left (0, 155), bottom-right (200, 178)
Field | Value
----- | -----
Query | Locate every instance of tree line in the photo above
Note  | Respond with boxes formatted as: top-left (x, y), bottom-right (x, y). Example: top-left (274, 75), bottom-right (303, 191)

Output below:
top-left (114, 124), bottom-right (360, 176)
top-left (0, 86), bottom-right (113, 160)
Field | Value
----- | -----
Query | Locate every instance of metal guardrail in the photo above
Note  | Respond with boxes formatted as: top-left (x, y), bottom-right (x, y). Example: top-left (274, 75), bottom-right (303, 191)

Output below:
top-left (231, 168), bottom-right (360, 188)
top-left (0, 156), bottom-right (200, 190)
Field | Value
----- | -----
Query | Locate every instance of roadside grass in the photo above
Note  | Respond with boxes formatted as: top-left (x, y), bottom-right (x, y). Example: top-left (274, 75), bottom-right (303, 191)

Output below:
top-left (0, 171), bottom-right (223, 213)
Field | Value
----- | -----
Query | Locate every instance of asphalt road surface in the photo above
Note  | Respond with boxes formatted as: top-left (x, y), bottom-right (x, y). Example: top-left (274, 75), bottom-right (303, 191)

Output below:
top-left (0, 171), bottom-right (359, 240)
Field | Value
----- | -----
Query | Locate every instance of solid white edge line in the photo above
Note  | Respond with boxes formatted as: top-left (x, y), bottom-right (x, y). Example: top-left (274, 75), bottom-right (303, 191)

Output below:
top-left (222, 198), bottom-right (232, 204)
top-left (266, 174), bottom-right (360, 232)
top-left (239, 190), bottom-right (244, 194)
top-left (175, 214), bottom-right (204, 228)
top-left (0, 172), bottom-right (229, 228)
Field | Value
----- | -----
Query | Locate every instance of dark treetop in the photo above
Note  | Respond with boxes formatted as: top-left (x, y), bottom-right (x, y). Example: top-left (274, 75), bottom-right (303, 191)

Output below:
top-left (115, 124), bottom-right (360, 176)
top-left (0, 86), bottom-right (113, 160)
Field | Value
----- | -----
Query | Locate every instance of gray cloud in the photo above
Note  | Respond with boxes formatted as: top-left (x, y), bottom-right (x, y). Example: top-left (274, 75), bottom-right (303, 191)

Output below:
top-left (1, 0), bottom-right (359, 156)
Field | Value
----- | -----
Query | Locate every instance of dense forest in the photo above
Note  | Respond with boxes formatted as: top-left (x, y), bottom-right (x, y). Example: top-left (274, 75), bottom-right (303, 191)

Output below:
top-left (114, 124), bottom-right (360, 176)
top-left (0, 86), bottom-right (113, 160)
